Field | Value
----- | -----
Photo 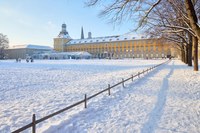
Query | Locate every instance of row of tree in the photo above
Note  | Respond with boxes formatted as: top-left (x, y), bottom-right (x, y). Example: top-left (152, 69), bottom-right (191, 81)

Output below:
top-left (0, 33), bottom-right (9, 59)
top-left (86, 0), bottom-right (200, 71)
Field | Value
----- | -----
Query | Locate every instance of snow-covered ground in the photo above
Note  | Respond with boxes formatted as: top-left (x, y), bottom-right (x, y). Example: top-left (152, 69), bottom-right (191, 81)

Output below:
top-left (0, 59), bottom-right (199, 133)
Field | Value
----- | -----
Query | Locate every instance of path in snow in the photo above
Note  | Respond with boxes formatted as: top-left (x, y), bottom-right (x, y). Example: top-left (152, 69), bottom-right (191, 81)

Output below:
top-left (44, 60), bottom-right (200, 133)
top-left (141, 62), bottom-right (174, 133)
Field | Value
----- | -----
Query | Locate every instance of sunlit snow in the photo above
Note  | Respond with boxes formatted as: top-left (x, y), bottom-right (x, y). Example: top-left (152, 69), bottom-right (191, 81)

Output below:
top-left (0, 59), bottom-right (199, 133)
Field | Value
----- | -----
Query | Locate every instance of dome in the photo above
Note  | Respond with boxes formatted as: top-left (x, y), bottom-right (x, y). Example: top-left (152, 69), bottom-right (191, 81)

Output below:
top-left (62, 23), bottom-right (66, 28)
top-left (57, 23), bottom-right (71, 39)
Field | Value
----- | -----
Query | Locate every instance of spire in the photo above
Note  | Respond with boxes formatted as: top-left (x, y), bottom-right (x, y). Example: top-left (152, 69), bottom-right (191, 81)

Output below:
top-left (81, 26), bottom-right (84, 39)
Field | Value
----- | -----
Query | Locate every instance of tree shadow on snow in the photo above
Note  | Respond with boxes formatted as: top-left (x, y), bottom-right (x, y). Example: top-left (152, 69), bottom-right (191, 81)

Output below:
top-left (43, 60), bottom-right (194, 133)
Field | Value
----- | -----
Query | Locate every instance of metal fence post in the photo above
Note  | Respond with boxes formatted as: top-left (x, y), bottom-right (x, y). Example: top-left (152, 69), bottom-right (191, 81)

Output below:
top-left (131, 75), bottom-right (133, 81)
top-left (138, 72), bottom-right (140, 78)
top-left (108, 84), bottom-right (111, 95)
top-left (122, 78), bottom-right (125, 88)
top-left (84, 94), bottom-right (87, 108)
top-left (32, 114), bottom-right (36, 133)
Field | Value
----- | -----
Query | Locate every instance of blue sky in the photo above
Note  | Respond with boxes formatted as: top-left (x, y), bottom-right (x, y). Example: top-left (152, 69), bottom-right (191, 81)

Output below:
top-left (0, 0), bottom-right (138, 47)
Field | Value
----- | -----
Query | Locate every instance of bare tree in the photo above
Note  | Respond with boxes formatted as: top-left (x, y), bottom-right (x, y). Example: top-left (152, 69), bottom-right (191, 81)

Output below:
top-left (86, 0), bottom-right (200, 71)
top-left (0, 33), bottom-right (9, 59)
top-left (146, 0), bottom-right (199, 69)
top-left (86, 0), bottom-right (199, 38)
top-left (146, 0), bottom-right (194, 66)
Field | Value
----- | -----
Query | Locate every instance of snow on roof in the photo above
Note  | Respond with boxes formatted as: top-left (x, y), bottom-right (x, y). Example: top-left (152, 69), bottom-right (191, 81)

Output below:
top-left (57, 34), bottom-right (72, 39)
top-left (9, 44), bottom-right (53, 50)
top-left (66, 33), bottom-right (147, 45)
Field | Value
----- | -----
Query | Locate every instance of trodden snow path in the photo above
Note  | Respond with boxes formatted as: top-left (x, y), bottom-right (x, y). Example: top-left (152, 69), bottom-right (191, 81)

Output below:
top-left (44, 60), bottom-right (200, 133)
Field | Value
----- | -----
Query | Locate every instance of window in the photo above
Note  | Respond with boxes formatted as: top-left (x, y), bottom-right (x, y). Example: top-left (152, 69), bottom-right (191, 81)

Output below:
top-left (151, 46), bottom-right (154, 51)
top-left (156, 46), bottom-right (158, 51)
top-left (141, 46), bottom-right (144, 51)
top-left (136, 46), bottom-right (139, 51)
top-left (132, 46), bottom-right (134, 51)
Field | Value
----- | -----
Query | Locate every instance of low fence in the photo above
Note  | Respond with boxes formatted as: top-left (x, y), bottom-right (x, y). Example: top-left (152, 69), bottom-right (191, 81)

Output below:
top-left (12, 59), bottom-right (170, 133)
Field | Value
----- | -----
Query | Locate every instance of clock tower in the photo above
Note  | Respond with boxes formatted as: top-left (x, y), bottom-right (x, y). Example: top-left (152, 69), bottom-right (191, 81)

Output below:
top-left (54, 23), bottom-right (72, 52)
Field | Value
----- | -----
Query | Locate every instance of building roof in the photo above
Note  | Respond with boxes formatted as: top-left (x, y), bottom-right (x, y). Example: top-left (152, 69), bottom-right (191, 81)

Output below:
top-left (57, 34), bottom-right (72, 39)
top-left (66, 33), bottom-right (147, 45)
top-left (8, 44), bottom-right (53, 50)
top-left (55, 23), bottom-right (72, 39)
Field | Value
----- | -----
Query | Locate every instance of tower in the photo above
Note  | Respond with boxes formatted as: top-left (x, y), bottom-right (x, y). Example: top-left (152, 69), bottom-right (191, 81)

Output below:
top-left (81, 26), bottom-right (84, 39)
top-left (54, 23), bottom-right (72, 52)
top-left (60, 23), bottom-right (68, 36)
top-left (88, 32), bottom-right (92, 39)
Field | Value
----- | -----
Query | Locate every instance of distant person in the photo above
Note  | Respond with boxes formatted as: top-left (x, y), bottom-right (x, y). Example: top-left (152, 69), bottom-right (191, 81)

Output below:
top-left (18, 58), bottom-right (21, 62)
top-left (30, 57), bottom-right (34, 62)
top-left (26, 58), bottom-right (29, 63)
top-left (16, 58), bottom-right (18, 62)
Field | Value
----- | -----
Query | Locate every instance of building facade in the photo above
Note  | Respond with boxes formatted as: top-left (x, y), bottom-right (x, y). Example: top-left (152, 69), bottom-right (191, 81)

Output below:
top-left (5, 44), bottom-right (53, 59)
top-left (54, 24), bottom-right (179, 59)
top-left (35, 52), bottom-right (92, 60)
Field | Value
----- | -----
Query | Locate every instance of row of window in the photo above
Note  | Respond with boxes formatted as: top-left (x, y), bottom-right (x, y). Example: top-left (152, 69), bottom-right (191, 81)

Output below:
top-left (93, 53), bottom-right (167, 58)
top-left (67, 39), bottom-right (161, 48)
top-left (66, 47), bottom-right (169, 52)
top-left (66, 45), bottom-right (167, 50)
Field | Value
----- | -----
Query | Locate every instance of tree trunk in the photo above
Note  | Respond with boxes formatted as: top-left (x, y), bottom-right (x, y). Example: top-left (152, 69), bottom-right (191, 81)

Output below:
top-left (185, 0), bottom-right (200, 41)
top-left (181, 49), bottom-right (185, 63)
top-left (193, 36), bottom-right (198, 71)
top-left (185, 45), bottom-right (188, 64)
top-left (188, 34), bottom-right (193, 66)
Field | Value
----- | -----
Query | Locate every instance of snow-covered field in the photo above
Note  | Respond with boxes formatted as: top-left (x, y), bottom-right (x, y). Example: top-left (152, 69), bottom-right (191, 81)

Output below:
top-left (0, 59), bottom-right (199, 133)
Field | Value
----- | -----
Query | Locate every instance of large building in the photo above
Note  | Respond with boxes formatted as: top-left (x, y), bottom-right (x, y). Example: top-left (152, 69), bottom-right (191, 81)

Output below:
top-left (54, 24), bottom-right (179, 59)
top-left (5, 44), bottom-right (53, 59)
